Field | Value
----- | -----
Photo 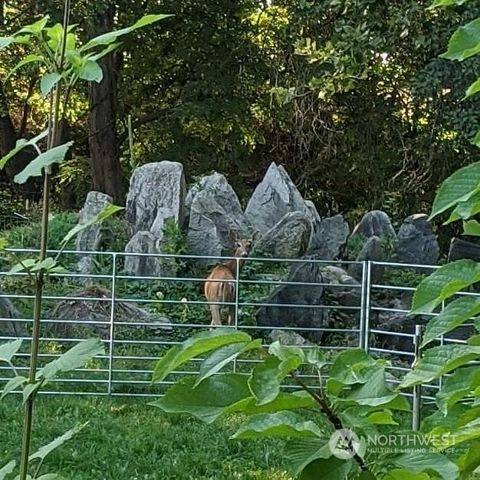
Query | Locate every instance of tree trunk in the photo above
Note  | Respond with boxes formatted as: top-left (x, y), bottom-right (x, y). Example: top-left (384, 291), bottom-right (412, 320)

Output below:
top-left (87, 2), bottom-right (127, 204)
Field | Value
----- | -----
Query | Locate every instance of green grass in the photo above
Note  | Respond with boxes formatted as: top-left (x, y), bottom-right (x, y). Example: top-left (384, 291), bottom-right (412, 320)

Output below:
top-left (0, 396), bottom-right (292, 480)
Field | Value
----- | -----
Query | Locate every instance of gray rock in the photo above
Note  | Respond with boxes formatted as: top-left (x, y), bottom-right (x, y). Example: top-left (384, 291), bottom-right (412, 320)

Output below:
top-left (322, 266), bottom-right (361, 308)
top-left (310, 214), bottom-right (350, 259)
top-left (0, 295), bottom-right (26, 337)
top-left (256, 212), bottom-right (311, 258)
top-left (349, 236), bottom-right (385, 283)
top-left (256, 259), bottom-right (328, 342)
top-left (150, 208), bottom-right (176, 240)
top-left (126, 162), bottom-right (186, 232)
top-left (269, 330), bottom-right (311, 346)
top-left (245, 163), bottom-right (309, 236)
top-left (396, 214), bottom-right (439, 265)
top-left (187, 175), bottom-right (250, 261)
top-left (76, 191), bottom-right (113, 274)
top-left (124, 231), bottom-right (164, 277)
top-left (352, 210), bottom-right (396, 241)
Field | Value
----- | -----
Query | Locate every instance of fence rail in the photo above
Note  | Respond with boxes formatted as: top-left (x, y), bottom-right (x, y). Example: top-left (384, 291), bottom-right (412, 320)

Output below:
top-left (0, 249), bottom-right (468, 411)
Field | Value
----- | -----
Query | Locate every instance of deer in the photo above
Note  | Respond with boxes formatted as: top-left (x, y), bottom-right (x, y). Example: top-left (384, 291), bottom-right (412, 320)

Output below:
top-left (204, 234), bottom-right (255, 326)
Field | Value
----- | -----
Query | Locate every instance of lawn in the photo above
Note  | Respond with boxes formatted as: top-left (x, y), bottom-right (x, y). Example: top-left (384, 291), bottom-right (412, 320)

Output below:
top-left (0, 396), bottom-right (292, 480)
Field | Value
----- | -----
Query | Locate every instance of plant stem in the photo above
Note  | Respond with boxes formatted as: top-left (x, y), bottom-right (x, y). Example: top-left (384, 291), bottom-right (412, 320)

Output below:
top-left (18, 2), bottom-right (70, 477)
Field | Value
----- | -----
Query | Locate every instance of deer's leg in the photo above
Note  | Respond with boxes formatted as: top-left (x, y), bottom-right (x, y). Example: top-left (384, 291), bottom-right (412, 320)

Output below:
top-left (209, 303), bottom-right (222, 326)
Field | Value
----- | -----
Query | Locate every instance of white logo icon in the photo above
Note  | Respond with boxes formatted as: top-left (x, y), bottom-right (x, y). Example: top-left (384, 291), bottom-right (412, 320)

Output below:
top-left (328, 429), bottom-right (361, 459)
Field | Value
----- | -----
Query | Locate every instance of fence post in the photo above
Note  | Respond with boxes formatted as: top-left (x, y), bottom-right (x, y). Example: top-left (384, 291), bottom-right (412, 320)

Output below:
top-left (107, 253), bottom-right (117, 395)
top-left (359, 261), bottom-right (372, 352)
top-left (233, 257), bottom-right (240, 373)
top-left (412, 324), bottom-right (423, 431)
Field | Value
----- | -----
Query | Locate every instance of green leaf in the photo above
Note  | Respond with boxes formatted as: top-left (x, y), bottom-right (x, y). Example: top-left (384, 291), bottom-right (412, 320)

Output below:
top-left (441, 18), bottom-right (480, 61)
top-left (430, 0), bottom-right (471, 7)
top-left (436, 366), bottom-right (480, 414)
top-left (242, 391), bottom-right (316, 415)
top-left (464, 219), bottom-right (480, 236)
top-left (412, 260), bottom-right (480, 314)
top-left (150, 374), bottom-right (251, 423)
top-left (23, 381), bottom-right (42, 404)
top-left (89, 42), bottom-right (121, 62)
top-left (82, 14), bottom-right (171, 50)
top-left (29, 423), bottom-right (87, 462)
top-left (36, 475), bottom-right (65, 480)
top-left (0, 339), bottom-right (22, 363)
top-left (386, 470), bottom-right (429, 480)
top-left (232, 411), bottom-right (324, 439)
top-left (18, 16), bottom-right (49, 35)
top-left (434, 417), bottom-right (480, 447)
top-left (77, 60), bottom-right (103, 83)
top-left (61, 203), bottom-right (123, 248)
top-left (445, 190), bottom-right (480, 223)
top-left (366, 410), bottom-right (398, 425)
top-left (457, 441), bottom-right (480, 478)
top-left (8, 258), bottom-right (37, 274)
top-left (422, 296), bottom-right (480, 347)
top-left (430, 162), bottom-right (480, 218)
top-left (6, 54), bottom-right (44, 80)
top-left (15, 142), bottom-right (73, 184)
top-left (0, 37), bottom-right (14, 50)
top-left (40, 73), bottom-right (62, 97)
top-left (248, 355), bottom-right (302, 406)
top-left (285, 438), bottom-right (332, 476)
top-left (195, 339), bottom-right (262, 387)
top-left (329, 349), bottom-right (379, 385)
top-left (38, 338), bottom-right (104, 380)
top-left (0, 461), bottom-right (16, 480)
top-left (299, 457), bottom-right (352, 480)
top-left (0, 129), bottom-right (48, 170)
top-left (400, 344), bottom-right (480, 388)
top-left (392, 452), bottom-right (458, 480)
top-left (465, 77), bottom-right (480, 99)
top-left (1, 376), bottom-right (27, 399)
top-left (152, 329), bottom-right (251, 383)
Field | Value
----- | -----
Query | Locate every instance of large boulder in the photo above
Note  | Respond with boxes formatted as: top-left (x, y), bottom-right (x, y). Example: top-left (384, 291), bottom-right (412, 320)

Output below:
top-left (310, 214), bottom-right (350, 259)
top-left (396, 214), bottom-right (439, 265)
top-left (256, 212), bottom-right (311, 258)
top-left (124, 231), bottom-right (164, 277)
top-left (352, 210), bottom-right (396, 241)
top-left (245, 163), bottom-right (310, 235)
top-left (256, 259), bottom-right (328, 342)
top-left (75, 191), bottom-right (113, 274)
top-left (126, 162), bottom-right (186, 233)
top-left (349, 236), bottom-right (385, 283)
top-left (187, 174), bottom-right (251, 260)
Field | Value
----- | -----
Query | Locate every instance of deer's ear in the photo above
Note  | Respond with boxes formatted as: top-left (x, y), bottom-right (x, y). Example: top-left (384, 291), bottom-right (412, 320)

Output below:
top-left (251, 231), bottom-right (259, 243)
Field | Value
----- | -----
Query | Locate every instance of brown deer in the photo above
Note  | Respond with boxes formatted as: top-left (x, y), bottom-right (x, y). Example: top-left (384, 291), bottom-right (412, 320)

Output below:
top-left (204, 235), bottom-right (254, 326)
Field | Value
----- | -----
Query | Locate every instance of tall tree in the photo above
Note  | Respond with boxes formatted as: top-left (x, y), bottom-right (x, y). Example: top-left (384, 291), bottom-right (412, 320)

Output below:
top-left (87, 1), bottom-right (127, 203)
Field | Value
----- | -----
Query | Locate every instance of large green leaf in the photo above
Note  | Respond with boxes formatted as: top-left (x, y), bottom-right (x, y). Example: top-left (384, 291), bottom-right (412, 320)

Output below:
top-left (82, 14), bottom-right (171, 50)
top-left (0, 129), bottom-right (48, 170)
top-left (0, 461), bottom-right (15, 480)
top-left (430, 0), bottom-right (472, 7)
top-left (195, 339), bottom-right (261, 387)
top-left (77, 60), bottom-right (103, 83)
top-left (433, 417), bottom-right (480, 448)
top-left (61, 203), bottom-right (124, 248)
top-left (430, 162), bottom-right (480, 218)
top-left (436, 366), bottom-right (480, 414)
top-left (445, 190), bottom-right (480, 223)
top-left (400, 344), bottom-right (480, 388)
top-left (29, 423), bottom-right (87, 462)
top-left (152, 329), bottom-right (251, 383)
top-left (17, 16), bottom-right (49, 35)
top-left (38, 338), bottom-right (104, 380)
top-left (1, 375), bottom-right (27, 399)
top-left (0, 37), bottom-right (14, 50)
top-left (248, 354), bottom-right (302, 406)
top-left (242, 391), bottom-right (316, 415)
top-left (457, 441), bottom-right (480, 479)
top-left (386, 470), bottom-right (429, 480)
top-left (411, 260), bottom-right (480, 314)
top-left (0, 339), bottom-right (22, 364)
top-left (40, 72), bottom-right (62, 97)
top-left (441, 18), bottom-right (480, 61)
top-left (463, 219), bottom-right (480, 236)
top-left (421, 296), bottom-right (480, 347)
top-left (299, 457), bottom-right (352, 480)
top-left (285, 438), bottom-right (332, 476)
top-left (391, 452), bottom-right (458, 480)
top-left (14, 142), bottom-right (74, 184)
top-left (329, 349), bottom-right (380, 385)
top-left (6, 54), bottom-right (44, 80)
top-left (150, 374), bottom-right (251, 423)
top-left (231, 411), bottom-right (324, 439)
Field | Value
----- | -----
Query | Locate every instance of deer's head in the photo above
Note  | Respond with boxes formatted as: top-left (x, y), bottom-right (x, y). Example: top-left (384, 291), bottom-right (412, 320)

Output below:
top-left (230, 232), bottom-right (257, 258)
